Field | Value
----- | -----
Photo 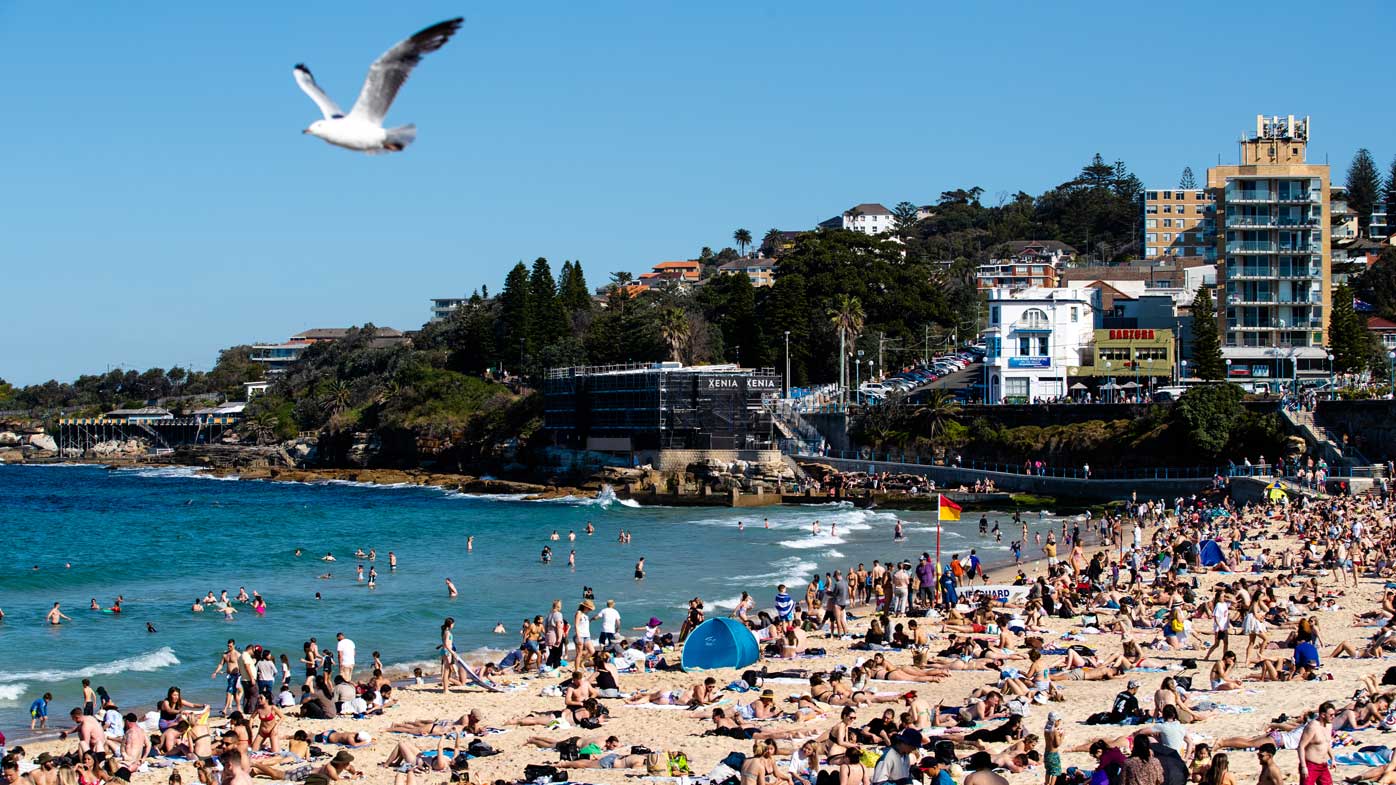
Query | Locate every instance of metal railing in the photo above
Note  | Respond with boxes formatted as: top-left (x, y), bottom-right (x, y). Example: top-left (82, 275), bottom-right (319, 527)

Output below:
top-left (788, 447), bottom-right (1376, 480)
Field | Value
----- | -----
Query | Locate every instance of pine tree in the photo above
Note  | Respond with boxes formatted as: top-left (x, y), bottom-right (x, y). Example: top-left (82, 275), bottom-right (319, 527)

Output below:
top-left (560, 260), bottom-right (592, 312)
top-left (496, 262), bottom-right (531, 369)
top-left (1190, 285), bottom-right (1224, 381)
top-left (1347, 149), bottom-right (1382, 236)
top-left (1179, 167), bottom-right (1197, 190)
top-left (1330, 283), bottom-right (1377, 373)
top-left (527, 257), bottom-right (568, 351)
top-left (1383, 156), bottom-right (1396, 240)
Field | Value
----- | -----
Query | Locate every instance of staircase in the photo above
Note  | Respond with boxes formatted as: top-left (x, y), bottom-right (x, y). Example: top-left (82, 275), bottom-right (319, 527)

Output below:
top-left (1282, 407), bottom-right (1370, 468)
top-left (768, 402), bottom-right (824, 454)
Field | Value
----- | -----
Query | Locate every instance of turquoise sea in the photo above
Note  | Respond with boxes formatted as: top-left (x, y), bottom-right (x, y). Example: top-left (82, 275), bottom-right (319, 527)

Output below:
top-left (0, 464), bottom-right (1071, 734)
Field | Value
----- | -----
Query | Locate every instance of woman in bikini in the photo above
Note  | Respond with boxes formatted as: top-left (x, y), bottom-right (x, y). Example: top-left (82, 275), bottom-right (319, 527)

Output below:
top-left (158, 687), bottom-right (208, 731)
top-left (301, 641), bottom-right (319, 690)
top-left (253, 693), bottom-right (283, 753)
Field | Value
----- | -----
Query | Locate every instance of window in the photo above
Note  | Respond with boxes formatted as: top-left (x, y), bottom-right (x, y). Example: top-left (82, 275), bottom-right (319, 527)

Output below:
top-left (1070, 307), bottom-right (1079, 322)
top-left (1021, 308), bottom-right (1049, 329)
top-left (989, 306), bottom-right (999, 325)
top-left (1019, 337), bottom-right (1031, 356)
top-left (1146, 233), bottom-right (1157, 243)
top-left (1146, 219), bottom-right (1157, 228)
top-left (1005, 377), bottom-right (1029, 398)
top-left (1146, 191), bottom-right (1159, 200)
top-left (1036, 336), bottom-right (1049, 355)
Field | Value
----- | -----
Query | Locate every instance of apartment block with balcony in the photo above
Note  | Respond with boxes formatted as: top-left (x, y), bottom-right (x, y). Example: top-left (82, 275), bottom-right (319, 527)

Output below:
top-left (1208, 114), bottom-right (1331, 381)
top-left (430, 297), bottom-right (468, 322)
top-left (1140, 188), bottom-right (1216, 260)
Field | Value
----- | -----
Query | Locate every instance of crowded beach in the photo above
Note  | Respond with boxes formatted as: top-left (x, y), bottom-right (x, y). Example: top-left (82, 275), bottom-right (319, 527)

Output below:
top-left (5, 485), bottom-right (1393, 785)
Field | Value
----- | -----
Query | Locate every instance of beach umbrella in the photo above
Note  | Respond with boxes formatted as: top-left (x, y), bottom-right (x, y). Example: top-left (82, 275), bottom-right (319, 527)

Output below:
top-left (1100, 382), bottom-right (1119, 390)
top-left (1120, 381), bottom-right (1138, 389)
top-left (1069, 383), bottom-right (1087, 390)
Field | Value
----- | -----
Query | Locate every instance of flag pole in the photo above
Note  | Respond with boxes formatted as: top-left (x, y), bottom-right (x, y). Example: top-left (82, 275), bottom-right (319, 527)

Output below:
top-left (935, 496), bottom-right (943, 607)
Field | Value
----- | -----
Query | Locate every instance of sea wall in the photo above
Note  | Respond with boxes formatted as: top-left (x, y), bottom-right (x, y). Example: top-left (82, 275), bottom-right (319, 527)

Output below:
top-left (805, 455), bottom-right (1214, 501)
top-left (1313, 399), bottom-right (1396, 462)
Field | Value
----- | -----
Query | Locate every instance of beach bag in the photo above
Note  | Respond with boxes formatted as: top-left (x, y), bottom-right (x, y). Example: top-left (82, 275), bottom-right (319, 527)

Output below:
top-left (556, 737), bottom-right (581, 761)
top-left (742, 669), bottom-right (765, 689)
top-left (860, 749), bottom-right (880, 767)
top-left (523, 764), bottom-right (562, 783)
top-left (721, 752), bottom-right (747, 771)
top-left (1169, 617), bottom-right (1184, 633)
top-left (467, 739), bottom-right (497, 757)
top-left (646, 752), bottom-right (671, 775)
top-left (1085, 711), bottom-right (1116, 725)
top-left (1174, 676), bottom-right (1194, 691)
top-left (669, 752), bottom-right (692, 775)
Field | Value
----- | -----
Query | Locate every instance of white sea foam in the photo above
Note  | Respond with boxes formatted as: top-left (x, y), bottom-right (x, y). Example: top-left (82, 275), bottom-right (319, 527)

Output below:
top-left (0, 647), bottom-right (179, 684)
top-left (728, 557), bottom-right (819, 587)
top-left (823, 549), bottom-right (846, 559)
top-left (779, 533), bottom-right (847, 550)
top-left (0, 683), bottom-right (27, 706)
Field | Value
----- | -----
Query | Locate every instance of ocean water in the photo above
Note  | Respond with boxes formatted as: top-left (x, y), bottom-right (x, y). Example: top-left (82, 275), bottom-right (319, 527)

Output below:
top-left (0, 464), bottom-right (1073, 733)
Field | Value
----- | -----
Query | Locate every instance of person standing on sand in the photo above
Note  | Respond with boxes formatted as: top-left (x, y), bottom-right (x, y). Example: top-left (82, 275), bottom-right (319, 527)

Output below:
top-left (439, 617), bottom-right (457, 693)
top-left (1256, 744), bottom-right (1283, 785)
top-left (211, 639), bottom-right (242, 716)
top-left (1298, 702), bottom-right (1335, 785)
top-left (336, 632), bottom-right (356, 681)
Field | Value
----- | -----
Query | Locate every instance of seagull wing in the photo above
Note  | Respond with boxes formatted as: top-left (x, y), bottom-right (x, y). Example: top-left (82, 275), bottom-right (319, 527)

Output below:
top-left (293, 64), bottom-right (344, 119)
top-left (347, 17), bottom-right (463, 126)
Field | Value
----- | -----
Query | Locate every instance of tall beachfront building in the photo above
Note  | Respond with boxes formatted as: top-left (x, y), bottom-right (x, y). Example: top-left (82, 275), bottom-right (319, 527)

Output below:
top-left (1208, 115), bottom-right (1331, 383)
top-left (1140, 188), bottom-right (1216, 261)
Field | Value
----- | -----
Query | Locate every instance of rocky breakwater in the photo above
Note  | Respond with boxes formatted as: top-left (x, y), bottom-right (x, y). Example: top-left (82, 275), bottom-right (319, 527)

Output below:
top-left (0, 419), bottom-right (59, 463)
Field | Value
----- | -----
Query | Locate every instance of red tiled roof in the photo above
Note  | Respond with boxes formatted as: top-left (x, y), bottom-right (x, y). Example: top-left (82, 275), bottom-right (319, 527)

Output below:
top-left (1368, 316), bottom-right (1396, 331)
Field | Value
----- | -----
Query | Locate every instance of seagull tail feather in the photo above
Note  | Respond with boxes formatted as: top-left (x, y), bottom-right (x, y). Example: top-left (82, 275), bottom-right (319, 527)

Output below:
top-left (385, 124), bottom-right (417, 151)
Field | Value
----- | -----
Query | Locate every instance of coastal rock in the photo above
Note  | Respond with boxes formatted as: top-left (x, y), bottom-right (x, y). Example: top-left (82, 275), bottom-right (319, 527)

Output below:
top-left (0, 431), bottom-right (19, 446)
top-left (26, 433), bottom-right (58, 452)
top-left (93, 438), bottom-right (146, 457)
top-left (0, 448), bottom-right (22, 463)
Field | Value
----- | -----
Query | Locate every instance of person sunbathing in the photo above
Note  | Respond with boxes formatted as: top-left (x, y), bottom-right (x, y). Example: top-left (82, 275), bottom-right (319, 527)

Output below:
top-left (704, 708), bottom-right (808, 741)
top-left (626, 678), bottom-right (718, 707)
top-left (385, 710), bottom-right (486, 736)
top-left (381, 736), bottom-right (458, 772)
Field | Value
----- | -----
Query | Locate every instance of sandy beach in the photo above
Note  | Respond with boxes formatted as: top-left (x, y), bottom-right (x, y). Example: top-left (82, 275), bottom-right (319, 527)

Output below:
top-left (9, 491), bottom-right (1388, 785)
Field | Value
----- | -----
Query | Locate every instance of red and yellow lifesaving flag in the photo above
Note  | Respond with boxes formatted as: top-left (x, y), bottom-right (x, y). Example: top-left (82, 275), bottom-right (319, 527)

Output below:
top-left (938, 494), bottom-right (961, 522)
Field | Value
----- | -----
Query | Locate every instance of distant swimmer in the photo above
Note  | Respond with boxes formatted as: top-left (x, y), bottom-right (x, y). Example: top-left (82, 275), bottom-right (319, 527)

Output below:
top-left (894, 520), bottom-right (905, 541)
top-left (446, 578), bottom-right (458, 597)
top-left (219, 605), bottom-right (237, 619)
top-left (356, 565), bottom-right (365, 582)
top-left (389, 551), bottom-right (397, 570)
top-left (585, 521), bottom-right (594, 535)
top-left (634, 557), bottom-right (646, 581)
top-left (493, 622), bottom-right (506, 634)
top-left (467, 536), bottom-right (474, 552)
top-left (64, 563), bottom-right (71, 569)
top-left (812, 520), bottom-right (821, 535)
top-left (568, 530), bottom-right (576, 542)
top-left (90, 598), bottom-right (100, 610)
top-left (568, 550), bottom-right (576, 569)
top-left (47, 602), bottom-right (71, 625)
top-left (764, 518), bottom-right (769, 529)
top-left (368, 549), bottom-right (376, 561)
top-left (192, 599), bottom-right (204, 612)
top-left (318, 572), bottom-right (333, 580)
top-left (147, 622), bottom-right (157, 634)
top-left (550, 530), bottom-right (560, 541)
top-left (322, 552), bottom-right (336, 562)
top-left (314, 592), bottom-right (322, 601)
top-left (738, 520), bottom-right (745, 532)
top-left (355, 549), bottom-right (367, 558)
top-left (294, 549), bottom-right (303, 557)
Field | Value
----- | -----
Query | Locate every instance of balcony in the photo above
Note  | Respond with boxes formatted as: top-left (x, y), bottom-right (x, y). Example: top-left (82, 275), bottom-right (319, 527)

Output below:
top-left (1277, 191), bottom-right (1322, 204)
top-left (1227, 241), bottom-right (1276, 254)
top-left (1228, 293), bottom-right (1275, 305)
top-left (1224, 215), bottom-right (1320, 229)
top-left (1226, 190), bottom-right (1273, 204)
top-left (1228, 267), bottom-right (1274, 279)
top-left (1277, 266), bottom-right (1322, 279)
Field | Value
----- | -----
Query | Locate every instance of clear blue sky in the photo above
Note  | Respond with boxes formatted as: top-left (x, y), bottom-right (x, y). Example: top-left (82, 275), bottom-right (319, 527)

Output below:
top-left (3, 1), bottom-right (1393, 385)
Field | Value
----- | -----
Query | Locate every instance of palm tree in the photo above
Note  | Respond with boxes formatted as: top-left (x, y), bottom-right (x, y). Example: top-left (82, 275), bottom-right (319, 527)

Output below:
top-left (657, 307), bottom-right (689, 363)
top-left (762, 228), bottom-right (783, 257)
top-left (828, 295), bottom-right (865, 406)
top-left (733, 228), bottom-right (752, 257)
top-left (915, 389), bottom-right (963, 441)
top-left (320, 379), bottom-right (352, 417)
top-left (248, 410), bottom-right (280, 445)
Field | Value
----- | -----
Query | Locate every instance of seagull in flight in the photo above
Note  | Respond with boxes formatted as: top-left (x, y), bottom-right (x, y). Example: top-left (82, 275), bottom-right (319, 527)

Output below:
top-left (294, 18), bottom-right (463, 153)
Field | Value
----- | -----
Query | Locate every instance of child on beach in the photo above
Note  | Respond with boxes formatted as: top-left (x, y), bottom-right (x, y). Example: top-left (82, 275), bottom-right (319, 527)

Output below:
top-left (30, 692), bottom-right (51, 729)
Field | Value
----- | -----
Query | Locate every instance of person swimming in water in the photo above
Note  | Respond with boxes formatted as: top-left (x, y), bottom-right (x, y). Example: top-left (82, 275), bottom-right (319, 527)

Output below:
top-left (47, 602), bottom-right (71, 625)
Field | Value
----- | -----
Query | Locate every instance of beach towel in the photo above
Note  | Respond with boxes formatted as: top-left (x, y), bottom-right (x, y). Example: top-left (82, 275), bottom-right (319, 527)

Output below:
top-left (1336, 748), bottom-right (1392, 767)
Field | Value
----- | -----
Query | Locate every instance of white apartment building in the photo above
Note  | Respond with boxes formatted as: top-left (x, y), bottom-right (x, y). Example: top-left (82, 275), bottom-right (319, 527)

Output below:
top-left (982, 287), bottom-right (1099, 403)
top-left (841, 203), bottom-right (895, 235)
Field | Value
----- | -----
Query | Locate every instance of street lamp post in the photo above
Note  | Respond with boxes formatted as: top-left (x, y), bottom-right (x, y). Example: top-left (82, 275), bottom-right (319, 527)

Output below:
top-left (1388, 351), bottom-right (1395, 396)
top-left (1180, 359), bottom-right (1188, 386)
top-left (1105, 360), bottom-right (1112, 404)
top-left (1225, 358), bottom-right (1232, 383)
top-left (855, 350), bottom-right (864, 406)
top-left (784, 330), bottom-right (791, 399)
top-left (1326, 350), bottom-right (1334, 399)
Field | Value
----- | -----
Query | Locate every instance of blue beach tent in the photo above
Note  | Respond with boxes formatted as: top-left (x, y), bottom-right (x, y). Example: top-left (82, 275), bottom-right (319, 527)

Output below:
top-left (1199, 540), bottom-right (1224, 567)
top-left (681, 618), bottom-right (760, 671)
